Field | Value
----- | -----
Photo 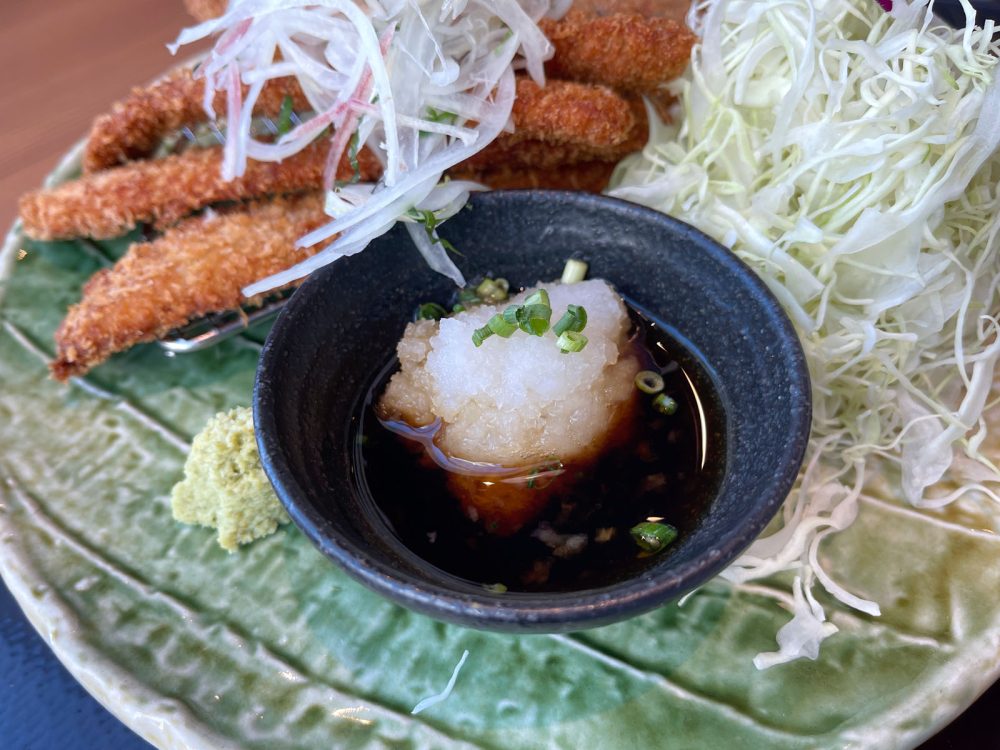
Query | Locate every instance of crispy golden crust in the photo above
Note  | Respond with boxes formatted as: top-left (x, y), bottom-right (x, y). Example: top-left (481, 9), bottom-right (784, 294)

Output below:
top-left (183, 0), bottom-right (228, 22)
top-left (464, 81), bottom-right (647, 170)
top-left (570, 0), bottom-right (690, 20)
top-left (83, 68), bottom-right (311, 173)
top-left (450, 160), bottom-right (617, 193)
top-left (540, 11), bottom-right (696, 93)
top-left (19, 142), bottom-right (380, 241)
top-left (51, 193), bottom-right (329, 381)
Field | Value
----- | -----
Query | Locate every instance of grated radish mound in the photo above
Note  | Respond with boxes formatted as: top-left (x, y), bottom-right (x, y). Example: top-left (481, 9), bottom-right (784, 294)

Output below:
top-left (379, 279), bottom-right (639, 466)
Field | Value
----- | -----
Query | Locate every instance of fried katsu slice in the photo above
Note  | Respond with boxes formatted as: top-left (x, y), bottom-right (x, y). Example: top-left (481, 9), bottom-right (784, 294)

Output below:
top-left (83, 67), bottom-right (311, 172)
top-left (463, 79), bottom-right (647, 170)
top-left (539, 11), bottom-right (696, 93)
top-left (570, 0), bottom-right (691, 20)
top-left (51, 193), bottom-right (329, 381)
top-left (19, 142), bottom-right (380, 241)
top-left (450, 160), bottom-right (617, 193)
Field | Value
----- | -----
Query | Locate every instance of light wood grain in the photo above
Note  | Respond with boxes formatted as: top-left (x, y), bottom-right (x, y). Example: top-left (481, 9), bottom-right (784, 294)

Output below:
top-left (0, 1), bottom-right (208, 231)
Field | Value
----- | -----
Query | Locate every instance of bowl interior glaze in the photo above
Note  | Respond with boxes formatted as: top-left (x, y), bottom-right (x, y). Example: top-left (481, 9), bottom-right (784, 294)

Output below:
top-left (254, 190), bottom-right (811, 632)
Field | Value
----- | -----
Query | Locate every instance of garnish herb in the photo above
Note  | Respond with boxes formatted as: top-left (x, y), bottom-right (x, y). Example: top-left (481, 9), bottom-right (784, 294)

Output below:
top-left (630, 522), bottom-right (678, 553)
top-left (635, 370), bottom-right (665, 395)
top-left (556, 330), bottom-right (588, 353)
top-left (276, 95), bottom-right (294, 136)
top-left (523, 289), bottom-right (550, 308)
top-left (347, 129), bottom-right (362, 183)
top-left (468, 291), bottom-right (589, 352)
top-left (487, 313), bottom-right (517, 337)
top-left (407, 207), bottom-right (462, 256)
top-left (653, 393), bottom-right (678, 415)
top-left (553, 304), bottom-right (587, 336)
top-left (472, 325), bottom-right (494, 347)
top-left (476, 277), bottom-right (509, 303)
top-left (561, 259), bottom-right (588, 285)
top-left (417, 302), bottom-right (448, 321)
top-left (517, 303), bottom-right (552, 336)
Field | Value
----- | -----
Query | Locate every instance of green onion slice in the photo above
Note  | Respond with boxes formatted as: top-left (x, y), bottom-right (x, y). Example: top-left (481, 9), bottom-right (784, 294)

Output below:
top-left (630, 522), bottom-right (678, 553)
top-left (517, 303), bottom-right (552, 336)
top-left (458, 288), bottom-right (480, 305)
top-left (635, 370), bottom-right (665, 394)
top-left (556, 330), bottom-right (588, 353)
top-left (472, 325), bottom-right (494, 347)
top-left (561, 259), bottom-right (589, 284)
top-left (476, 277), bottom-right (510, 303)
top-left (523, 289), bottom-right (550, 308)
top-left (653, 393), bottom-right (679, 415)
top-left (417, 302), bottom-right (448, 321)
top-left (276, 95), bottom-right (295, 135)
top-left (502, 304), bottom-right (521, 326)
top-left (487, 313), bottom-right (517, 337)
top-left (553, 304), bottom-right (588, 336)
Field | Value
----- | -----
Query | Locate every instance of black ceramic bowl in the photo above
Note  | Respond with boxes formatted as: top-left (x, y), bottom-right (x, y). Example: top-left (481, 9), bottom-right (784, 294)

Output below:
top-left (254, 191), bottom-right (811, 632)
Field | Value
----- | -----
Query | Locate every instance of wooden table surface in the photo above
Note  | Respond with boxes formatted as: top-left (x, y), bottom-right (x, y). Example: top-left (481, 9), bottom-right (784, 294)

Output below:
top-left (0, 1), bottom-right (208, 230)
top-left (0, 1), bottom-right (996, 748)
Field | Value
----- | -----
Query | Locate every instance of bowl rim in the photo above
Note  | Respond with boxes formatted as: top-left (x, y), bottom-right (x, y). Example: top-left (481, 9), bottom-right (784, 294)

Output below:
top-left (254, 189), bottom-right (812, 630)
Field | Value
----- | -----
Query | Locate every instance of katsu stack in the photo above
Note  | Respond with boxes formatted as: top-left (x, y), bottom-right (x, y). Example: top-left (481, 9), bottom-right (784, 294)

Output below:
top-left (17, 0), bottom-right (695, 380)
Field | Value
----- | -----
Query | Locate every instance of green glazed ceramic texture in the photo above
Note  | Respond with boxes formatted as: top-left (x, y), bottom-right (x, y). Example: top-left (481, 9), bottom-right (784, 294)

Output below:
top-left (1, 145), bottom-right (999, 750)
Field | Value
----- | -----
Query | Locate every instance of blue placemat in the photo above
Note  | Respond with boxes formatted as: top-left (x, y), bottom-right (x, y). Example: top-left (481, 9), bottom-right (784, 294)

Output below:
top-left (0, 578), bottom-right (151, 750)
top-left (1, 572), bottom-right (996, 748)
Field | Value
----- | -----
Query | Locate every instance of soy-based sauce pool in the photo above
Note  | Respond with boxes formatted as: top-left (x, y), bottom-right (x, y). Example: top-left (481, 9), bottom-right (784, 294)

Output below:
top-left (355, 305), bottom-right (725, 593)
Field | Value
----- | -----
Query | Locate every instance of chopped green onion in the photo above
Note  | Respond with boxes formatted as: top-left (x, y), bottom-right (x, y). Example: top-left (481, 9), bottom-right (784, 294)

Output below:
top-left (653, 393), bottom-right (678, 415)
top-left (487, 313), bottom-right (517, 337)
top-left (630, 522), bottom-right (677, 553)
top-left (485, 582), bottom-right (507, 593)
top-left (556, 331), bottom-right (588, 353)
top-left (502, 304), bottom-right (521, 326)
top-left (458, 288), bottom-right (480, 305)
top-left (347, 130), bottom-right (362, 184)
top-left (523, 288), bottom-right (550, 308)
top-left (276, 95), bottom-right (294, 135)
top-left (476, 277), bottom-right (510, 303)
top-left (417, 302), bottom-right (448, 321)
top-left (553, 304), bottom-right (588, 336)
top-left (517, 303), bottom-right (552, 336)
top-left (561, 259), bottom-right (589, 285)
top-left (472, 325), bottom-right (494, 347)
top-left (635, 370), bottom-right (665, 394)
top-left (452, 303), bottom-right (466, 313)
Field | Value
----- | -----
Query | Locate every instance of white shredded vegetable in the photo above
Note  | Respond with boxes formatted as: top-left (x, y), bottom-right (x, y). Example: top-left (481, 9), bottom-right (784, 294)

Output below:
top-left (611, 0), bottom-right (1000, 667)
top-left (170, 0), bottom-right (566, 294)
top-left (411, 649), bottom-right (470, 715)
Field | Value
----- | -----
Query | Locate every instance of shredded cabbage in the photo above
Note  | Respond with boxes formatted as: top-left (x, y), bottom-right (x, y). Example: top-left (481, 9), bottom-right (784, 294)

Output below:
top-left (170, 0), bottom-right (566, 293)
top-left (611, 0), bottom-right (1000, 667)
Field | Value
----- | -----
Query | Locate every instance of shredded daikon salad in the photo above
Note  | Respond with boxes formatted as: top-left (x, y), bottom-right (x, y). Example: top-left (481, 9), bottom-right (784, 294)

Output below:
top-left (612, 0), bottom-right (1000, 667)
top-left (170, 0), bottom-right (571, 293)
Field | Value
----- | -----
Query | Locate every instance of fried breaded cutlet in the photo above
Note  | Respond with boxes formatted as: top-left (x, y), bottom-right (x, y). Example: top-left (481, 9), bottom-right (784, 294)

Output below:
top-left (20, 76), bottom-right (637, 242)
top-left (450, 160), bottom-right (618, 193)
top-left (84, 68), bottom-right (309, 172)
top-left (19, 141), bottom-right (380, 241)
top-left (539, 11), bottom-right (697, 93)
top-left (570, 0), bottom-right (690, 20)
top-left (463, 78), bottom-right (646, 170)
top-left (50, 193), bottom-right (329, 381)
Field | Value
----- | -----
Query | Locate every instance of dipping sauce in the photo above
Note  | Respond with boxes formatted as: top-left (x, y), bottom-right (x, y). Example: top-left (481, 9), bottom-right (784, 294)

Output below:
top-left (353, 302), bottom-right (724, 593)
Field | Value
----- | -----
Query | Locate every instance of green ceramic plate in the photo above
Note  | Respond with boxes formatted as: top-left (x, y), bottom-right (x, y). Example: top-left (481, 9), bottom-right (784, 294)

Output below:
top-left (2, 143), bottom-right (999, 750)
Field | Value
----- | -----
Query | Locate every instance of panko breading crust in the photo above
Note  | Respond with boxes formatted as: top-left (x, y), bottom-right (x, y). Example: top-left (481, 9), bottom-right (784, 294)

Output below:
top-left (51, 193), bottom-right (330, 381)
top-left (83, 68), bottom-right (310, 173)
top-left (540, 11), bottom-right (697, 93)
top-left (19, 141), bottom-right (380, 241)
